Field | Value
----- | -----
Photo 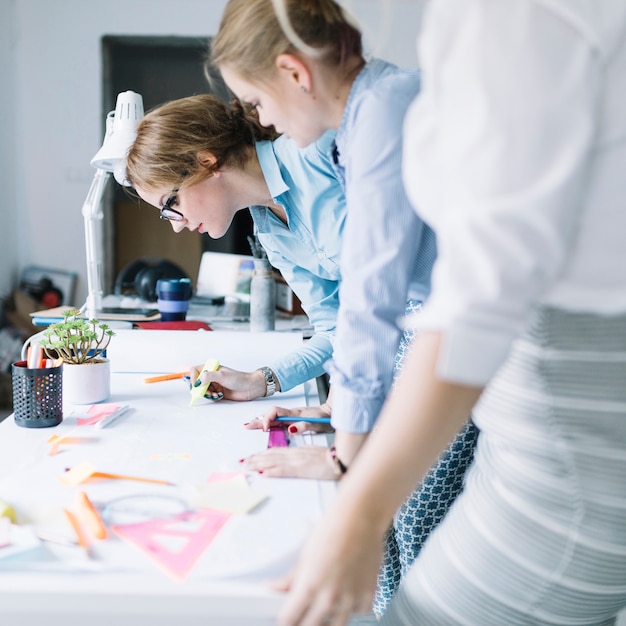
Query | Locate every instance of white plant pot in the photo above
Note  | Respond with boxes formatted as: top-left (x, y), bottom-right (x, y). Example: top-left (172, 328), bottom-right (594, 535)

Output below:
top-left (63, 359), bottom-right (111, 405)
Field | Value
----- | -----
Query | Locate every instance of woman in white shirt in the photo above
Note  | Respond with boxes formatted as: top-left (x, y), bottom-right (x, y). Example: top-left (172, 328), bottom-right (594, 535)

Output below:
top-left (275, 2), bottom-right (626, 625)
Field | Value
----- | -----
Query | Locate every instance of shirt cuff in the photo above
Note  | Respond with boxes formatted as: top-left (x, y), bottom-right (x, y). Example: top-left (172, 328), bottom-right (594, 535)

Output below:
top-left (436, 323), bottom-right (516, 386)
top-left (269, 333), bottom-right (333, 392)
top-left (327, 368), bottom-right (386, 434)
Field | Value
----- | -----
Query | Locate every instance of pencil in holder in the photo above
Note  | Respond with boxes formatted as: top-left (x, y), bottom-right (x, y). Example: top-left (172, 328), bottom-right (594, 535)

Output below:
top-left (11, 360), bottom-right (63, 428)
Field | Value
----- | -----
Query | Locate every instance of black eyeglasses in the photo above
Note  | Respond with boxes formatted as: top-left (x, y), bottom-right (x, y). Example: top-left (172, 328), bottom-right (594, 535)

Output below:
top-left (159, 188), bottom-right (184, 222)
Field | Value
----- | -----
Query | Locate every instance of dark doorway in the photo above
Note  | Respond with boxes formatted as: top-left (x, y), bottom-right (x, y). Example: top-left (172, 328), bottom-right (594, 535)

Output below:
top-left (101, 36), bottom-right (254, 295)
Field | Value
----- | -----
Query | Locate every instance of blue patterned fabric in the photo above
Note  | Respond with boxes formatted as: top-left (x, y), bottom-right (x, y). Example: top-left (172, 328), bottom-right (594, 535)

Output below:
top-left (373, 301), bottom-right (479, 616)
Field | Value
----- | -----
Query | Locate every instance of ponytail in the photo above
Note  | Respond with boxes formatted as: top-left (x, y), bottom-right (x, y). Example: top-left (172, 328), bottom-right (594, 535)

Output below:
top-left (126, 94), bottom-right (278, 192)
top-left (211, 0), bottom-right (363, 83)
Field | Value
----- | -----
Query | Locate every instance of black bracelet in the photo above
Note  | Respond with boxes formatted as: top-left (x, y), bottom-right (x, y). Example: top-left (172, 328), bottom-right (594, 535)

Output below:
top-left (330, 445), bottom-right (348, 475)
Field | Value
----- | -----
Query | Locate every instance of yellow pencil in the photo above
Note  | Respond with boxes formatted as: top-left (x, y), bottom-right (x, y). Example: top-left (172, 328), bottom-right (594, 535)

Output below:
top-left (143, 371), bottom-right (188, 384)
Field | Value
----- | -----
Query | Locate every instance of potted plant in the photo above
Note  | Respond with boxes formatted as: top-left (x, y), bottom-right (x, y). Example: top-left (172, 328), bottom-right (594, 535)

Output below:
top-left (40, 310), bottom-right (115, 405)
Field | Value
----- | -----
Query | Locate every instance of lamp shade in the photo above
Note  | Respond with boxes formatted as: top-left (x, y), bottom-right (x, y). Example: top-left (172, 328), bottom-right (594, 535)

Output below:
top-left (90, 91), bottom-right (144, 185)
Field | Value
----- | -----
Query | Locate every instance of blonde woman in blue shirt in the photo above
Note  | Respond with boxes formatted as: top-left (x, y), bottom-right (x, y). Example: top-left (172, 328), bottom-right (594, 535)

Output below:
top-left (211, 0), bottom-right (478, 614)
top-left (125, 94), bottom-right (344, 398)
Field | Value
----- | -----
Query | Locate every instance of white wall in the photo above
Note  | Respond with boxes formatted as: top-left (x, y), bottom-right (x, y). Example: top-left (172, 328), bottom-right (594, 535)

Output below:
top-left (0, 0), bottom-right (18, 298)
top-left (5, 0), bottom-right (423, 306)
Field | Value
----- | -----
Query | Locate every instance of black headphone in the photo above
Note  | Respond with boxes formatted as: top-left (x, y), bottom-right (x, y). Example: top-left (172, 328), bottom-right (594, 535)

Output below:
top-left (20, 275), bottom-right (64, 308)
top-left (114, 257), bottom-right (190, 302)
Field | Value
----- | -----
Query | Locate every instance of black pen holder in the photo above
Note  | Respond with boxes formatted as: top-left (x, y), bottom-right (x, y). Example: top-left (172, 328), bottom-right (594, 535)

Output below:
top-left (12, 360), bottom-right (63, 428)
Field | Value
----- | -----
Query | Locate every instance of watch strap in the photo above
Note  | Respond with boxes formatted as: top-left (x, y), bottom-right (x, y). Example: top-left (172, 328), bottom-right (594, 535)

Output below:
top-left (330, 445), bottom-right (348, 475)
top-left (258, 366), bottom-right (277, 397)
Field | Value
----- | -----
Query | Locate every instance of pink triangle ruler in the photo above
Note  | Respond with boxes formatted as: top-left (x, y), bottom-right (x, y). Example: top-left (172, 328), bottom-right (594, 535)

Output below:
top-left (111, 509), bottom-right (231, 581)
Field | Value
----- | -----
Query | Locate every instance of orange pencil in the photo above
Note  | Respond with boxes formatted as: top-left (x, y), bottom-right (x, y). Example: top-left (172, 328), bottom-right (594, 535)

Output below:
top-left (76, 491), bottom-right (108, 540)
top-left (143, 371), bottom-right (188, 384)
top-left (64, 508), bottom-right (94, 558)
top-left (91, 471), bottom-right (174, 486)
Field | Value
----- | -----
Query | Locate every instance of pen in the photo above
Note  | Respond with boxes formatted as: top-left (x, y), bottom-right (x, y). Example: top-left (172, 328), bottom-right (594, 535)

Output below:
top-left (274, 416), bottom-right (332, 424)
top-left (143, 371), bottom-right (188, 384)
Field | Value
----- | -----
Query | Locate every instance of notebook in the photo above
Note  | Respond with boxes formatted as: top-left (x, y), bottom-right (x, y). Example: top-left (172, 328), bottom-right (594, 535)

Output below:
top-left (188, 298), bottom-right (250, 322)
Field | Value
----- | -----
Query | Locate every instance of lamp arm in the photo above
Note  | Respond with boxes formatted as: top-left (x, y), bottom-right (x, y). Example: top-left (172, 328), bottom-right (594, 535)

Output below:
top-left (81, 168), bottom-right (111, 320)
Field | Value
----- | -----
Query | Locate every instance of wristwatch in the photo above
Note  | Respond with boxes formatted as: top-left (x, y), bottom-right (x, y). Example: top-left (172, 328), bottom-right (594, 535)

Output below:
top-left (258, 366), bottom-right (277, 397)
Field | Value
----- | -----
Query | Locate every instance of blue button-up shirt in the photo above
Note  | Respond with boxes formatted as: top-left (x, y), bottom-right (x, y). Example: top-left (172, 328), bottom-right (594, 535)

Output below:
top-left (328, 58), bottom-right (437, 433)
top-left (250, 132), bottom-right (345, 392)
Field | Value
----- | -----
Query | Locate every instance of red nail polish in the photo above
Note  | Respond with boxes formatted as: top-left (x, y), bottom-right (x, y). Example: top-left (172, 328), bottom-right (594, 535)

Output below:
top-left (238, 458), bottom-right (245, 463)
top-left (243, 422), bottom-right (250, 426)
top-left (288, 425), bottom-right (297, 434)
top-left (258, 470), bottom-right (264, 474)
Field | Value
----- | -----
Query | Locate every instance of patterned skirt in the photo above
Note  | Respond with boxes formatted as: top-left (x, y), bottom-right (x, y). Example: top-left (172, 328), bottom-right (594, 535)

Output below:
top-left (373, 301), bottom-right (479, 615)
top-left (382, 306), bottom-right (626, 625)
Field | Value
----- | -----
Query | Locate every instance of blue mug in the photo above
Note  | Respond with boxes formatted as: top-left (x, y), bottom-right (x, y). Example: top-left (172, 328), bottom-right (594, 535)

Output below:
top-left (156, 278), bottom-right (192, 321)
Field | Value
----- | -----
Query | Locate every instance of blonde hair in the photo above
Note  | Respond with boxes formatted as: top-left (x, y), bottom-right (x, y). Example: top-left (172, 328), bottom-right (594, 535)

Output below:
top-left (126, 95), bottom-right (277, 191)
top-left (211, 0), bottom-right (363, 84)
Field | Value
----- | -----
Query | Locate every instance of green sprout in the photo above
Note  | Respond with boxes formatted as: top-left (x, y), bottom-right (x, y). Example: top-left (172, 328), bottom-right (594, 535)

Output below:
top-left (40, 310), bottom-right (115, 365)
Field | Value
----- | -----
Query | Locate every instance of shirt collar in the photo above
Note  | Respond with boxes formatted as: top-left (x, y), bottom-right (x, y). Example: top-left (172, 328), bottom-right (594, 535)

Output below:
top-left (255, 140), bottom-right (289, 201)
top-left (335, 58), bottom-right (389, 162)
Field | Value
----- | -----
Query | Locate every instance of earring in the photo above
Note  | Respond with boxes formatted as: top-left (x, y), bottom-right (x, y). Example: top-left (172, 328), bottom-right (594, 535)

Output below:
top-left (300, 85), bottom-right (308, 93)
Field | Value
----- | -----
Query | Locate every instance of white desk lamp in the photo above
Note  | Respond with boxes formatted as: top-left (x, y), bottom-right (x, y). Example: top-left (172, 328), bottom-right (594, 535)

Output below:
top-left (81, 90), bottom-right (144, 320)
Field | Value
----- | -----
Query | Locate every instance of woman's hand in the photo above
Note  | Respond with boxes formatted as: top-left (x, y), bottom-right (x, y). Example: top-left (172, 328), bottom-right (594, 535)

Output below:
top-left (190, 364), bottom-right (267, 402)
top-left (273, 333), bottom-right (483, 626)
top-left (274, 504), bottom-right (383, 626)
top-left (244, 402), bottom-right (333, 432)
top-left (241, 446), bottom-right (341, 480)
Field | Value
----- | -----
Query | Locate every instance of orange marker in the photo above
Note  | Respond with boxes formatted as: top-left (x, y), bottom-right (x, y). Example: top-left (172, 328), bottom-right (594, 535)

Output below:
top-left (143, 371), bottom-right (188, 384)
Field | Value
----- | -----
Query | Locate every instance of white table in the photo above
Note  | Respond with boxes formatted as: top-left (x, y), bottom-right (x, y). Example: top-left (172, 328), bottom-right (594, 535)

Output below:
top-left (0, 330), bottom-right (335, 625)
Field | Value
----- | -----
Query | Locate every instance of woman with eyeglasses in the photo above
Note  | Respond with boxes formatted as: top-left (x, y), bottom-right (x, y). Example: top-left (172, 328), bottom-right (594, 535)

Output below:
top-left (125, 94), bottom-right (344, 408)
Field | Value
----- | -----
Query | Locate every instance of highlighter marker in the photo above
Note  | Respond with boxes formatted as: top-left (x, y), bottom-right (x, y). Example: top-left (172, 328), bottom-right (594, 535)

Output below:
top-left (189, 358), bottom-right (220, 406)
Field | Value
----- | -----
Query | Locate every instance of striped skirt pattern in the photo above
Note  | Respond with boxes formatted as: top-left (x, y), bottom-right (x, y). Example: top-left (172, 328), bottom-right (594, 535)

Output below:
top-left (382, 307), bottom-right (626, 626)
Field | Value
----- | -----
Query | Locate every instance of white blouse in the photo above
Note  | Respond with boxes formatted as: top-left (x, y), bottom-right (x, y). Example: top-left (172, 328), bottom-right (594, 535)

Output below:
top-left (403, 0), bottom-right (626, 385)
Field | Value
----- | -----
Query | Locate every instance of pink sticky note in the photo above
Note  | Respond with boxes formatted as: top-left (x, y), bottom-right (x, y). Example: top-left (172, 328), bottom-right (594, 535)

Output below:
top-left (208, 472), bottom-right (244, 483)
top-left (0, 518), bottom-right (10, 548)
top-left (77, 403), bottom-right (121, 426)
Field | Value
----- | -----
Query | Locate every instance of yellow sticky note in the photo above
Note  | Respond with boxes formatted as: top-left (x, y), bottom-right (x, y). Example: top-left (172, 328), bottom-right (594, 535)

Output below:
top-left (59, 461), bottom-right (97, 486)
top-left (189, 358), bottom-right (220, 406)
top-left (47, 428), bottom-right (83, 456)
top-left (189, 475), bottom-right (267, 514)
top-left (0, 499), bottom-right (16, 522)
